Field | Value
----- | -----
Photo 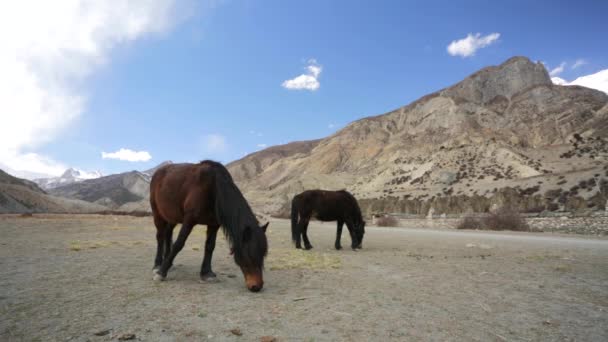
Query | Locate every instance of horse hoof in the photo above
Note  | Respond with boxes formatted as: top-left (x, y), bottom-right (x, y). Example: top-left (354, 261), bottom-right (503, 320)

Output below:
top-left (200, 277), bottom-right (219, 283)
top-left (153, 272), bottom-right (166, 282)
top-left (304, 245), bottom-right (313, 250)
top-left (335, 245), bottom-right (342, 250)
top-left (200, 272), bottom-right (218, 283)
top-left (152, 267), bottom-right (160, 275)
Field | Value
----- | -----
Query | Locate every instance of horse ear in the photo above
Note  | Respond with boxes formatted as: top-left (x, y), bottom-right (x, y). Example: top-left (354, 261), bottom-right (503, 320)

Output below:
top-left (242, 226), bottom-right (252, 242)
top-left (260, 222), bottom-right (269, 233)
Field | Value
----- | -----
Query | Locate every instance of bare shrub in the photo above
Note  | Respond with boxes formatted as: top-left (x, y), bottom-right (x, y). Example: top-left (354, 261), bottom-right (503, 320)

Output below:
top-left (375, 215), bottom-right (399, 227)
top-left (457, 208), bottom-right (530, 231)
top-left (456, 216), bottom-right (483, 230)
top-left (94, 210), bottom-right (151, 217)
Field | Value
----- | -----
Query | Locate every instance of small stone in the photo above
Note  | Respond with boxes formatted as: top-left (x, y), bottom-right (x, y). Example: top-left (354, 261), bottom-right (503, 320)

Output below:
top-left (466, 243), bottom-right (476, 248)
top-left (260, 337), bottom-right (277, 342)
top-left (93, 329), bottom-right (110, 336)
top-left (230, 328), bottom-right (243, 336)
top-left (117, 333), bottom-right (136, 340)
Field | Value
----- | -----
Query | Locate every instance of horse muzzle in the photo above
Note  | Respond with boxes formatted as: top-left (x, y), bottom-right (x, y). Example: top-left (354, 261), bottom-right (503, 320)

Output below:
top-left (245, 273), bottom-right (264, 292)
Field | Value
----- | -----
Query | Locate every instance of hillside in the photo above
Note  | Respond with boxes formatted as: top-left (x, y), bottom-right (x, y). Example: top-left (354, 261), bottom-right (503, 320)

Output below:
top-left (0, 169), bottom-right (106, 214)
top-left (227, 56), bottom-right (608, 217)
top-left (49, 171), bottom-right (151, 209)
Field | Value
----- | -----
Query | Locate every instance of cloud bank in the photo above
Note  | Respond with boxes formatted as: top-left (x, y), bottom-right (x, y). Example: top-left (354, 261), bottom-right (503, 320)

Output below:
top-left (0, 0), bottom-right (184, 177)
top-left (102, 149), bottom-right (152, 162)
top-left (282, 59), bottom-right (322, 91)
top-left (447, 33), bottom-right (500, 57)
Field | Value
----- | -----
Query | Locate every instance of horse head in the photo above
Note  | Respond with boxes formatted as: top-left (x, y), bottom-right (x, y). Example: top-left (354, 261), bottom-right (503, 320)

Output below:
top-left (234, 222), bottom-right (269, 292)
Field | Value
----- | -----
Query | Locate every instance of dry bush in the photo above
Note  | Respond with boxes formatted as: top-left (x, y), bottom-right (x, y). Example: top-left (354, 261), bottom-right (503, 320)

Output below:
top-left (94, 210), bottom-right (151, 217)
top-left (375, 215), bottom-right (399, 227)
top-left (457, 208), bottom-right (530, 231)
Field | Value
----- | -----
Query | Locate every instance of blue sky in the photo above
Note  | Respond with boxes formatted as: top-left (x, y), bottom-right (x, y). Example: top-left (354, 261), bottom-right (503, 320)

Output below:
top-left (1, 0), bottom-right (607, 178)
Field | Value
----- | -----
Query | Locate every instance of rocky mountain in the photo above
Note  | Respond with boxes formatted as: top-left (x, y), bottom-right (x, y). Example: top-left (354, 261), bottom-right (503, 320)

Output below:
top-left (34, 168), bottom-right (102, 190)
top-left (227, 56), bottom-right (608, 217)
top-left (48, 161), bottom-right (171, 209)
top-left (0, 169), bottom-right (106, 214)
top-left (49, 171), bottom-right (149, 209)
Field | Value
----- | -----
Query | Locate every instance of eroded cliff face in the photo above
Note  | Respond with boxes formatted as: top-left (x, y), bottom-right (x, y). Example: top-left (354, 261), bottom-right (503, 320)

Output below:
top-left (228, 57), bottom-right (608, 217)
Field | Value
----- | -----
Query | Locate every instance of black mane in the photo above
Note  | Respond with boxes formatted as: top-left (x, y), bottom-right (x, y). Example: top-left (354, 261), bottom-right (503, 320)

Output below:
top-left (201, 160), bottom-right (267, 268)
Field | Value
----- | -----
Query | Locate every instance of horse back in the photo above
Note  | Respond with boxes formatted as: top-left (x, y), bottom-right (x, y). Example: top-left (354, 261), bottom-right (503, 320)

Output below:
top-left (294, 189), bottom-right (359, 222)
top-left (150, 163), bottom-right (216, 225)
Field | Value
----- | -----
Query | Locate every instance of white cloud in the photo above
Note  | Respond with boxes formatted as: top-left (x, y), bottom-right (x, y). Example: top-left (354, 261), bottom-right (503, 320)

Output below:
top-left (572, 59), bottom-right (587, 69)
top-left (0, 0), bottom-right (185, 176)
top-left (328, 123), bottom-right (335, 128)
top-left (447, 33), bottom-right (500, 57)
top-left (256, 143), bottom-right (267, 148)
top-left (549, 62), bottom-right (566, 76)
top-left (552, 69), bottom-right (608, 94)
top-left (202, 134), bottom-right (227, 153)
top-left (102, 148), bottom-right (152, 162)
top-left (282, 59), bottom-right (322, 91)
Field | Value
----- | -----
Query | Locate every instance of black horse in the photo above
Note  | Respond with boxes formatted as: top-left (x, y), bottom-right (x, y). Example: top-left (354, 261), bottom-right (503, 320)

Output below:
top-left (150, 160), bottom-right (268, 292)
top-left (291, 190), bottom-right (365, 250)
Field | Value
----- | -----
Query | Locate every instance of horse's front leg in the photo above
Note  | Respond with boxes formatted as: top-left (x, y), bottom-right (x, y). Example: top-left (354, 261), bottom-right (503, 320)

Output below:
top-left (300, 218), bottom-right (313, 250)
top-left (335, 221), bottom-right (344, 250)
top-left (345, 221), bottom-right (358, 250)
top-left (200, 224), bottom-right (219, 282)
top-left (154, 221), bottom-right (195, 281)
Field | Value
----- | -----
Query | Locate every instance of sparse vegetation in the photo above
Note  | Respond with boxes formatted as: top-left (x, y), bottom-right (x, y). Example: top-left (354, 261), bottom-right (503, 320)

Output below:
top-left (457, 208), bottom-right (530, 231)
top-left (375, 215), bottom-right (399, 227)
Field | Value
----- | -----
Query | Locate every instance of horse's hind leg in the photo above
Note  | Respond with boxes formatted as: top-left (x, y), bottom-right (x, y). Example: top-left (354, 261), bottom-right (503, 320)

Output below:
top-left (153, 216), bottom-right (167, 272)
top-left (301, 218), bottom-right (313, 250)
top-left (200, 224), bottom-right (219, 282)
top-left (163, 224), bottom-right (176, 265)
top-left (335, 221), bottom-right (344, 250)
top-left (154, 219), bottom-right (195, 281)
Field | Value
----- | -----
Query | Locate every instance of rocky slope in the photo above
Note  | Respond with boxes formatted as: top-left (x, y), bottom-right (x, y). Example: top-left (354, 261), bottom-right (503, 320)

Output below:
top-left (49, 171), bottom-right (150, 209)
top-left (46, 161), bottom-right (173, 210)
top-left (227, 56), bottom-right (608, 217)
top-left (0, 169), bottom-right (106, 213)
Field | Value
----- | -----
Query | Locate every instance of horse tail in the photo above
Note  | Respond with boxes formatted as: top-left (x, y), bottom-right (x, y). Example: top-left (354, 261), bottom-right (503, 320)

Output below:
top-left (290, 197), bottom-right (299, 243)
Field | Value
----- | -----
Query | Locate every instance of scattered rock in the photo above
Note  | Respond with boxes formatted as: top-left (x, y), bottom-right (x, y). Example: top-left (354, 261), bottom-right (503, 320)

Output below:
top-left (93, 329), bottom-right (110, 336)
top-left (466, 243), bottom-right (476, 248)
top-left (260, 336), bottom-right (277, 342)
top-left (117, 333), bottom-right (136, 340)
top-left (230, 328), bottom-right (243, 336)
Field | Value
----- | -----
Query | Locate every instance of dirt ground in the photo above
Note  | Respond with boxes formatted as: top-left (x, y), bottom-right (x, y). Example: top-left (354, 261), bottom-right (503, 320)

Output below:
top-left (1, 215), bottom-right (607, 341)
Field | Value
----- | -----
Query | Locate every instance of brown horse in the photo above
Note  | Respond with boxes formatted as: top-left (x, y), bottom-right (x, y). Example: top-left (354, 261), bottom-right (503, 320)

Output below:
top-left (291, 190), bottom-right (365, 250)
top-left (150, 160), bottom-right (268, 292)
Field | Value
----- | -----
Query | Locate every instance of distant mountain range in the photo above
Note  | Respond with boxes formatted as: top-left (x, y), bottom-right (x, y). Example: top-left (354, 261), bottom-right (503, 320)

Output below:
top-left (34, 168), bottom-right (103, 190)
top-left (0, 169), bottom-right (106, 214)
top-left (2, 56), bottom-right (607, 216)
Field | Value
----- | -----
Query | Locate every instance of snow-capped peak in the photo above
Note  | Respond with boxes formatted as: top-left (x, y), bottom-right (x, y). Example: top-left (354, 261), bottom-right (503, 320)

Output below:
top-left (34, 168), bottom-right (102, 189)
top-left (61, 168), bottom-right (102, 180)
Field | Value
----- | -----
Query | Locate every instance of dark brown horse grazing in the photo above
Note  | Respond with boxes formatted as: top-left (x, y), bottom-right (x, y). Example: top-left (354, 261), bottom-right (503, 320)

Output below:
top-left (150, 160), bottom-right (268, 292)
top-left (291, 190), bottom-right (365, 250)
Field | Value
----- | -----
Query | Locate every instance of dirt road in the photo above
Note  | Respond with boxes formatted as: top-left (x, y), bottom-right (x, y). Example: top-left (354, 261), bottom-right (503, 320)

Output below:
top-left (1, 215), bottom-right (607, 341)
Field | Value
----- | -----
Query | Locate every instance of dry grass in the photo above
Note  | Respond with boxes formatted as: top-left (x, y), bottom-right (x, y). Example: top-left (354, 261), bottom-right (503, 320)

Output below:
top-left (69, 240), bottom-right (148, 251)
top-left (457, 208), bottom-right (530, 231)
top-left (268, 249), bottom-right (341, 270)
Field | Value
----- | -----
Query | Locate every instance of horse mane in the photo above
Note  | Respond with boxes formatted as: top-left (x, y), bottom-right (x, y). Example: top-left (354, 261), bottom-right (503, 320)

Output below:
top-left (340, 190), bottom-right (364, 224)
top-left (201, 160), bottom-right (266, 265)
